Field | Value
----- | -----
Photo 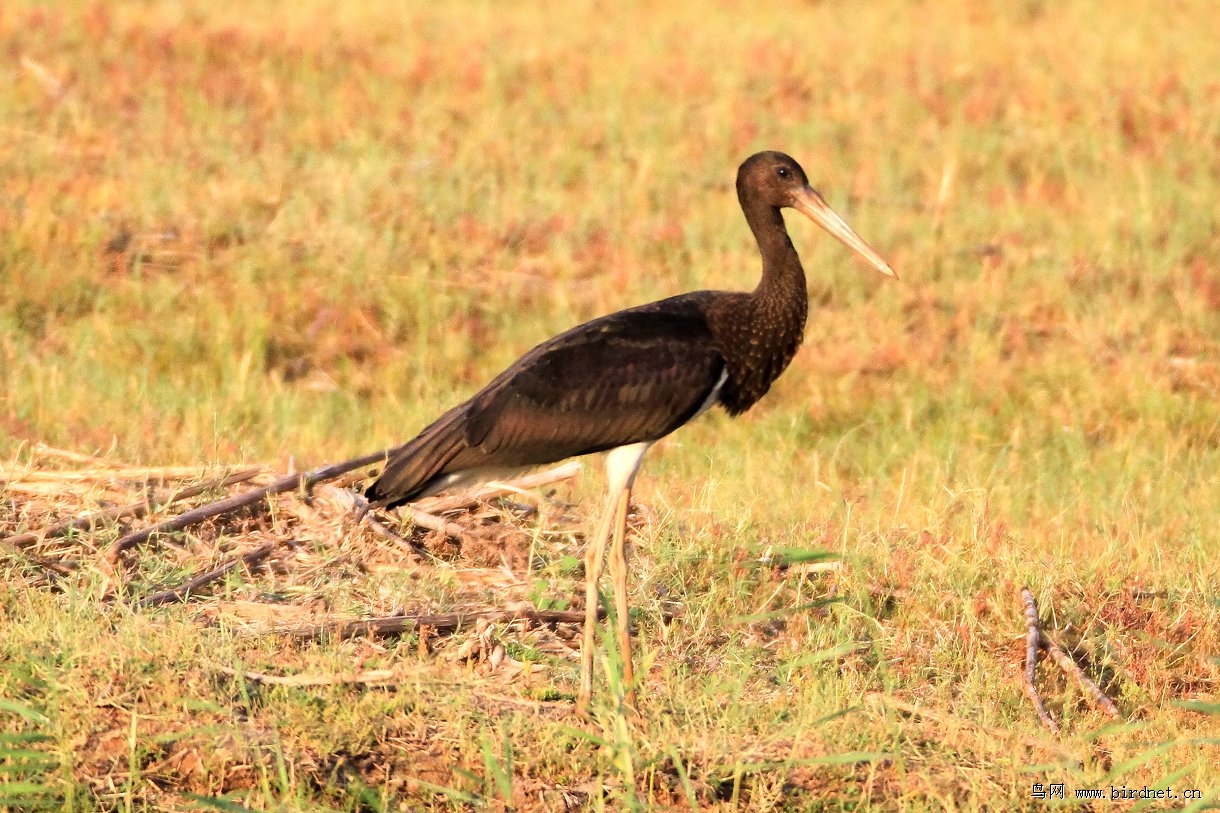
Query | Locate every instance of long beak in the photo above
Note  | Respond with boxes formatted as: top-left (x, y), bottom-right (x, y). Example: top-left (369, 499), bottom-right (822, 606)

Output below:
top-left (791, 186), bottom-right (897, 278)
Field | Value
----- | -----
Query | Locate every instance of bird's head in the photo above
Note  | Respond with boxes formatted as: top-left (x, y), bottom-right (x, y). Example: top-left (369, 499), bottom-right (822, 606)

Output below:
top-left (738, 151), bottom-right (897, 278)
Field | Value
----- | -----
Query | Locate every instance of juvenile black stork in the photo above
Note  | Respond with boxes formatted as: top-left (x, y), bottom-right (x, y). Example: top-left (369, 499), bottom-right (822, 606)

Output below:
top-left (366, 151), bottom-right (895, 715)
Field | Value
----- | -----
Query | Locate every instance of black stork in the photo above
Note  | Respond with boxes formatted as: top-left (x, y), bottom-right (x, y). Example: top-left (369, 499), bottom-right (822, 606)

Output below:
top-left (366, 151), bottom-right (895, 715)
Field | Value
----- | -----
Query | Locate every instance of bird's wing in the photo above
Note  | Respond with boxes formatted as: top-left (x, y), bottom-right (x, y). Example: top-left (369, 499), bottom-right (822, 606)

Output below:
top-left (457, 301), bottom-right (725, 469)
top-left (366, 294), bottom-right (728, 506)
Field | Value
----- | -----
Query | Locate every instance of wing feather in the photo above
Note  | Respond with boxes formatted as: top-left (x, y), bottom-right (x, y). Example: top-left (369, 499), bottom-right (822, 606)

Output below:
top-left (458, 303), bottom-right (724, 468)
top-left (367, 292), bottom-right (725, 505)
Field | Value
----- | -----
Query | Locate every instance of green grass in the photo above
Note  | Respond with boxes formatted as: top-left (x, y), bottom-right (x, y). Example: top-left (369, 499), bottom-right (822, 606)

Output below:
top-left (3, 0), bottom-right (1220, 809)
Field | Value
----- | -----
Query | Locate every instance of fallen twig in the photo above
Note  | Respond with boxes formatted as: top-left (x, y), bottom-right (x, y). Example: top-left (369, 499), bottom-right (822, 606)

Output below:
top-left (322, 482), bottom-right (474, 540)
top-left (212, 664), bottom-right (401, 687)
top-left (2, 468), bottom-right (262, 550)
top-left (1020, 586), bottom-right (1123, 733)
top-left (1021, 587), bottom-right (1059, 733)
top-left (108, 449), bottom-right (392, 563)
top-left (134, 541), bottom-right (278, 608)
top-left (365, 512), bottom-right (425, 553)
top-left (285, 607), bottom-right (603, 642)
top-left (314, 484), bottom-right (430, 561)
top-left (402, 506), bottom-right (477, 538)
top-left (1041, 631), bottom-right (1121, 719)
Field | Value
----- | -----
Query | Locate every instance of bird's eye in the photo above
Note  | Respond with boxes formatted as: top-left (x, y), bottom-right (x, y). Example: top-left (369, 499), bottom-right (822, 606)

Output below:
top-left (776, 166), bottom-right (791, 179)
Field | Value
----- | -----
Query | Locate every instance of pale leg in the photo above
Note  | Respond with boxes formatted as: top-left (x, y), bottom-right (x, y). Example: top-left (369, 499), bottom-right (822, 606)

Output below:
top-left (576, 484), bottom-right (621, 717)
top-left (576, 442), bottom-right (650, 717)
top-left (607, 486), bottom-right (637, 710)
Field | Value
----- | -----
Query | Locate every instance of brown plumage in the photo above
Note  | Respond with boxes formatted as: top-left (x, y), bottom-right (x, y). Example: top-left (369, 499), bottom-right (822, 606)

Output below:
top-left (366, 296), bottom-right (724, 505)
top-left (366, 151), bottom-right (895, 714)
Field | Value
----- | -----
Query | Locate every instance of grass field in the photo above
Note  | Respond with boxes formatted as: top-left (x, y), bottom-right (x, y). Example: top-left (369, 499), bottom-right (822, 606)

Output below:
top-left (2, 0), bottom-right (1219, 809)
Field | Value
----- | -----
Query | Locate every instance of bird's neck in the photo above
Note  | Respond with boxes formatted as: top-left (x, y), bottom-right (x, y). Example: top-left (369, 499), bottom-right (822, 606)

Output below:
top-left (744, 202), bottom-right (808, 323)
top-left (705, 198), bottom-right (809, 416)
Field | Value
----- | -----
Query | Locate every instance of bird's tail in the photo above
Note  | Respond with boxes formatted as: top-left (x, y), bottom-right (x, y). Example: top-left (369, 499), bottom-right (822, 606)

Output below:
top-left (365, 403), bottom-right (471, 507)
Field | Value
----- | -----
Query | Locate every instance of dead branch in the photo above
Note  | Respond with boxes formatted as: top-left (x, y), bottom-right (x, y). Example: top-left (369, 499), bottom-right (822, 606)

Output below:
top-left (1020, 587), bottom-right (1122, 730)
top-left (318, 483), bottom-right (472, 540)
top-left (314, 485), bottom-right (430, 562)
top-left (134, 541), bottom-right (278, 608)
top-left (2, 468), bottom-right (262, 550)
top-left (108, 449), bottom-right (392, 563)
top-left (364, 512), bottom-right (425, 554)
top-left (212, 664), bottom-right (400, 687)
top-left (1040, 631), bottom-right (1121, 719)
top-left (401, 506), bottom-right (476, 538)
top-left (1021, 586), bottom-right (1060, 734)
top-left (285, 607), bottom-right (603, 642)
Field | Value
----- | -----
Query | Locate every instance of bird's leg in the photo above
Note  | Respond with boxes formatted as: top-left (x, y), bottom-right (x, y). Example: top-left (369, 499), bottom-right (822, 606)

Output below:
top-left (576, 483), bottom-right (621, 718)
top-left (607, 485), bottom-right (637, 711)
top-left (576, 441), bottom-right (650, 717)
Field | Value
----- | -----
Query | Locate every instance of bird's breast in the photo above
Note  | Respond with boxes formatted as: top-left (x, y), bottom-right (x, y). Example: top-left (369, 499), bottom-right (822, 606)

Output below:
top-left (708, 299), bottom-right (807, 416)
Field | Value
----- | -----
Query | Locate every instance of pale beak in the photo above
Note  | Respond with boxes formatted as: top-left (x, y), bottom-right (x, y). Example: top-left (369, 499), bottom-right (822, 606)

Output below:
top-left (791, 186), bottom-right (897, 278)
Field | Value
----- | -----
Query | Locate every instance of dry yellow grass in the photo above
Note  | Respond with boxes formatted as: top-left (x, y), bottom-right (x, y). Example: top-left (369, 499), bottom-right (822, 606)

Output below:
top-left (2, 0), bottom-right (1219, 810)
